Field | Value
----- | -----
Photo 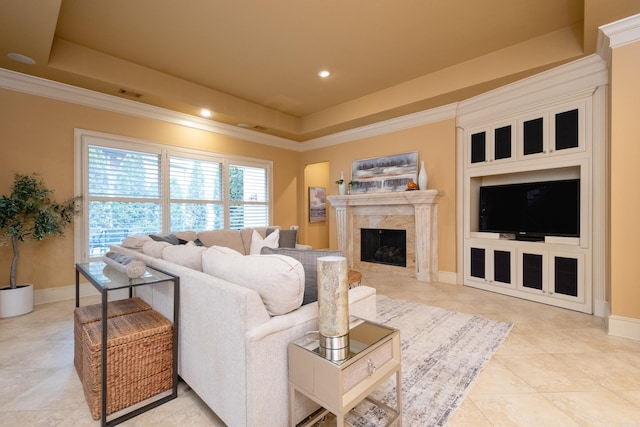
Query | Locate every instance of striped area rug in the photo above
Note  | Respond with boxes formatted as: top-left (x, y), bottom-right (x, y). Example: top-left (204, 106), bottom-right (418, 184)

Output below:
top-left (345, 295), bottom-right (513, 427)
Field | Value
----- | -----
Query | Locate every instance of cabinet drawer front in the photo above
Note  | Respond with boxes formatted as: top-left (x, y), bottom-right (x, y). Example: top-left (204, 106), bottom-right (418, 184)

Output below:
top-left (343, 340), bottom-right (393, 393)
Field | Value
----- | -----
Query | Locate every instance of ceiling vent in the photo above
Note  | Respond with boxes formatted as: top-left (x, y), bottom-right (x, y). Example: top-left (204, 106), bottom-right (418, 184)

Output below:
top-left (118, 88), bottom-right (143, 98)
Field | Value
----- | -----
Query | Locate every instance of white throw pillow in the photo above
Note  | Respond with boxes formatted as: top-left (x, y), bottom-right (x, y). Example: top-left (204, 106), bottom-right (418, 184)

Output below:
top-left (121, 234), bottom-right (152, 249)
top-left (249, 228), bottom-right (279, 255)
top-left (202, 245), bottom-right (304, 315)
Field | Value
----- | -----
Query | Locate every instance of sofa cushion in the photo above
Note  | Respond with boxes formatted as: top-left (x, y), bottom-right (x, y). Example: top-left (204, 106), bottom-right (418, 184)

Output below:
top-left (249, 229), bottom-right (279, 255)
top-left (121, 234), bottom-right (152, 249)
top-left (266, 228), bottom-right (297, 248)
top-left (162, 243), bottom-right (207, 271)
top-left (203, 245), bottom-right (304, 315)
top-left (260, 247), bottom-right (343, 305)
top-left (142, 240), bottom-right (172, 258)
top-left (197, 230), bottom-right (246, 253)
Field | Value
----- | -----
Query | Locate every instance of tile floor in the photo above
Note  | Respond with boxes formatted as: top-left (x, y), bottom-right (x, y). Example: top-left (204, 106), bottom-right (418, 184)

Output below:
top-left (1, 271), bottom-right (640, 426)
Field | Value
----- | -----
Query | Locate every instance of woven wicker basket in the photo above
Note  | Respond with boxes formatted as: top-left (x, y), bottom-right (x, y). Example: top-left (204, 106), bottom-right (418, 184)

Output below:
top-left (74, 297), bottom-right (151, 378)
top-left (81, 309), bottom-right (173, 420)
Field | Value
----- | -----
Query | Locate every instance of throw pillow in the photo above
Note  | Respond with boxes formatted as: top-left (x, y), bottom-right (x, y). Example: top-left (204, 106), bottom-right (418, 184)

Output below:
top-left (260, 247), bottom-right (343, 305)
top-left (266, 228), bottom-right (297, 248)
top-left (121, 234), bottom-right (152, 249)
top-left (249, 229), bottom-right (279, 255)
top-left (203, 245), bottom-right (304, 315)
top-left (149, 233), bottom-right (181, 245)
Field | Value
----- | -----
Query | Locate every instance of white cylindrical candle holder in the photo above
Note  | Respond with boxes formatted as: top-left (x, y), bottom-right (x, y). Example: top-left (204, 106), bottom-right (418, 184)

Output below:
top-left (317, 256), bottom-right (349, 360)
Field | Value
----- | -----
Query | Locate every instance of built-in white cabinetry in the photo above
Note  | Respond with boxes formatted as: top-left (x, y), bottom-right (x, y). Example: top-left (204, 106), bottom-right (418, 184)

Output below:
top-left (464, 239), bottom-right (589, 312)
top-left (464, 242), bottom-right (515, 289)
top-left (457, 55), bottom-right (608, 315)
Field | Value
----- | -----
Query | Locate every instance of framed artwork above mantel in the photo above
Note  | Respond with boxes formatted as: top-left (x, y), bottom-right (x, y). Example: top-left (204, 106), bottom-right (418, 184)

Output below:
top-left (350, 152), bottom-right (418, 194)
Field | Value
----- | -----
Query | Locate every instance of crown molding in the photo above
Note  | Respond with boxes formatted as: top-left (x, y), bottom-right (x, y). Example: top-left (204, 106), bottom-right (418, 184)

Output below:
top-left (600, 13), bottom-right (640, 49)
top-left (0, 67), bottom-right (300, 151)
top-left (597, 13), bottom-right (640, 70)
top-left (299, 103), bottom-right (458, 152)
top-left (457, 54), bottom-right (607, 128)
top-left (0, 67), bottom-right (462, 153)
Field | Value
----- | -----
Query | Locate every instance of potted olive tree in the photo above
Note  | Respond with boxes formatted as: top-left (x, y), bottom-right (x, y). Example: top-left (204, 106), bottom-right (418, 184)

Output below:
top-left (0, 173), bottom-right (79, 317)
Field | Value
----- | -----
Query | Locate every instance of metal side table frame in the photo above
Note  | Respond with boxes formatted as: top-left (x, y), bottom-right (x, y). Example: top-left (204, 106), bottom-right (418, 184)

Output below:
top-left (75, 261), bottom-right (180, 427)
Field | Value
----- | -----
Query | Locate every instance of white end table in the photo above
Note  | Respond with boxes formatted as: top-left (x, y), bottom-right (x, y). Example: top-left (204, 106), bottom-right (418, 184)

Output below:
top-left (288, 317), bottom-right (402, 426)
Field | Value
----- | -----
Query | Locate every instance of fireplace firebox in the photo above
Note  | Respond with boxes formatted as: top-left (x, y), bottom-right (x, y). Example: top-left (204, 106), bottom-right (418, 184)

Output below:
top-left (360, 228), bottom-right (407, 267)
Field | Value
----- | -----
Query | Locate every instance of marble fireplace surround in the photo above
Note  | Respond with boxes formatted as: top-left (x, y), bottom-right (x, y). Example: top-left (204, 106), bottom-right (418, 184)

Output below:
top-left (327, 190), bottom-right (442, 282)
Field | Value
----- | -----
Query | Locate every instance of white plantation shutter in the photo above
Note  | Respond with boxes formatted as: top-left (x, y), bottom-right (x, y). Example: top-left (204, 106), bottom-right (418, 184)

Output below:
top-left (79, 133), bottom-right (271, 260)
top-left (87, 145), bottom-right (162, 256)
top-left (229, 164), bottom-right (269, 229)
top-left (169, 156), bottom-right (224, 231)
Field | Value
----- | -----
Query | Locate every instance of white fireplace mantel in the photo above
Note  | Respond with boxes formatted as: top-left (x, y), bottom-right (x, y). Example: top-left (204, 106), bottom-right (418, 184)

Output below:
top-left (327, 190), bottom-right (443, 282)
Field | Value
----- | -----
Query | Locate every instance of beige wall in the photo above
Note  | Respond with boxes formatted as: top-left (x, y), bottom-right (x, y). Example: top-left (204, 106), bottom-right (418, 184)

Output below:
top-left (609, 39), bottom-right (640, 319)
top-left (299, 118), bottom-right (457, 274)
top-left (302, 162), bottom-right (330, 248)
top-left (0, 88), bottom-right (300, 291)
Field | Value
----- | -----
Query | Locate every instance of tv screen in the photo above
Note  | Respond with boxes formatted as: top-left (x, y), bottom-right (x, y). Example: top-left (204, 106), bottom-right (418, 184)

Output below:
top-left (479, 179), bottom-right (580, 239)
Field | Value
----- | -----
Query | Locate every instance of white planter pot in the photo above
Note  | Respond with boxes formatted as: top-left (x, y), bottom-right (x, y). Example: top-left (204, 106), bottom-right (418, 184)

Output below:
top-left (0, 283), bottom-right (34, 318)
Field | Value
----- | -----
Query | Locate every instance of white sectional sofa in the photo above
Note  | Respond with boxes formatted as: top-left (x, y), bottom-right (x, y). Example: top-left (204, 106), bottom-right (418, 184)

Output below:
top-left (110, 227), bottom-right (377, 427)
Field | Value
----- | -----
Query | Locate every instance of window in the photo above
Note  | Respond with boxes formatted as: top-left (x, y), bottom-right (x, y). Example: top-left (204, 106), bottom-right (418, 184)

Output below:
top-left (76, 131), bottom-right (272, 261)
top-left (170, 155), bottom-right (223, 232)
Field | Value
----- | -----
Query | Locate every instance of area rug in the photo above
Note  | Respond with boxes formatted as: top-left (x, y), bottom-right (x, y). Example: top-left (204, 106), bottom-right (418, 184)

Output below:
top-left (344, 295), bottom-right (513, 427)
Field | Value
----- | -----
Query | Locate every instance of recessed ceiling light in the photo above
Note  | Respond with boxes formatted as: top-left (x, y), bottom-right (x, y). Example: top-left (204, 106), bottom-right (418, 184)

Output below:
top-left (200, 109), bottom-right (212, 118)
top-left (8, 53), bottom-right (36, 65)
top-left (317, 70), bottom-right (331, 78)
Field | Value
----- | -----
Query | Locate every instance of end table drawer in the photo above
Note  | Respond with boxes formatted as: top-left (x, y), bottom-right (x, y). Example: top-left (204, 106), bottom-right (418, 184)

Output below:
top-left (343, 339), bottom-right (393, 393)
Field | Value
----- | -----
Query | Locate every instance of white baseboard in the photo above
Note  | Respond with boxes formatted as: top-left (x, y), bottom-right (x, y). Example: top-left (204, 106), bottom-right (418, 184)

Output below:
top-left (437, 271), bottom-right (457, 285)
top-left (34, 283), bottom-right (129, 305)
top-left (608, 314), bottom-right (640, 341)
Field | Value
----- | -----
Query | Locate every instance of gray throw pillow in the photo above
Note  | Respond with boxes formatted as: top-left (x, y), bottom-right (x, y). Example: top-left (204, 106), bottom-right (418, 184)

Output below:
top-left (149, 233), bottom-right (204, 246)
top-left (266, 228), bottom-right (298, 248)
top-left (149, 233), bottom-right (181, 245)
top-left (260, 247), bottom-right (343, 305)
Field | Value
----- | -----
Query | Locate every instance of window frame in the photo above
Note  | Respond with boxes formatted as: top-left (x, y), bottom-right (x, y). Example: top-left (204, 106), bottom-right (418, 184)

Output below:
top-left (74, 129), bottom-right (273, 262)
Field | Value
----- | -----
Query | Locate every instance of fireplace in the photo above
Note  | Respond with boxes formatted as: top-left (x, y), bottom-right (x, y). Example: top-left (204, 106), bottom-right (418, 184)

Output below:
top-left (327, 190), bottom-right (442, 282)
top-left (361, 228), bottom-right (406, 267)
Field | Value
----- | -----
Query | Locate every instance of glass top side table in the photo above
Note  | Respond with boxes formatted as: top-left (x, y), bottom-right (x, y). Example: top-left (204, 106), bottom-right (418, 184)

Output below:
top-left (75, 261), bottom-right (180, 427)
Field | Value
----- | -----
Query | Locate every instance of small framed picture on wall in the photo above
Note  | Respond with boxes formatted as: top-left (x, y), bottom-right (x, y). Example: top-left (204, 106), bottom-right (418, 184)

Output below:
top-left (309, 187), bottom-right (326, 222)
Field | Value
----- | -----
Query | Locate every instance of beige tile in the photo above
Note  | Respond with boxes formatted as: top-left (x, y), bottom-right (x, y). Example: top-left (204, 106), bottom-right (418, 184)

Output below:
top-left (613, 390), bottom-right (640, 407)
top-left (0, 409), bottom-right (81, 427)
top-left (518, 328), bottom-right (603, 354)
top-left (543, 391), bottom-right (640, 427)
top-left (495, 354), bottom-right (605, 392)
top-left (494, 330), bottom-right (546, 355)
top-left (468, 360), bottom-right (536, 397)
top-left (471, 393), bottom-right (581, 426)
top-left (554, 353), bottom-right (640, 390)
top-left (446, 398), bottom-right (493, 427)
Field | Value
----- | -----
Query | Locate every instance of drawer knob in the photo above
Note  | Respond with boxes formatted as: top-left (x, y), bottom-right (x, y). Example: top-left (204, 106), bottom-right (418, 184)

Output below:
top-left (367, 359), bottom-right (376, 376)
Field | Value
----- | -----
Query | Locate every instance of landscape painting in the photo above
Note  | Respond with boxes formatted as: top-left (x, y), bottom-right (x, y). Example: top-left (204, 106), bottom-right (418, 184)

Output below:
top-left (308, 187), bottom-right (326, 222)
top-left (350, 152), bottom-right (418, 194)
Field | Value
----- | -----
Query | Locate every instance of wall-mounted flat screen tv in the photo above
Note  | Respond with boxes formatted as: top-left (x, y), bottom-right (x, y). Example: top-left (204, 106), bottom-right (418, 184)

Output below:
top-left (479, 179), bottom-right (580, 240)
